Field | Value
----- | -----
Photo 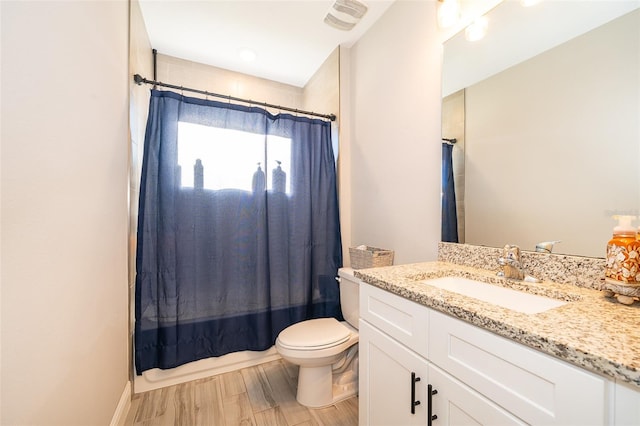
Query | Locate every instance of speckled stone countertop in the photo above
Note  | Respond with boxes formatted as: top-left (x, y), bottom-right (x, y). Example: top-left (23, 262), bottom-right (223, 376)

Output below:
top-left (353, 261), bottom-right (640, 389)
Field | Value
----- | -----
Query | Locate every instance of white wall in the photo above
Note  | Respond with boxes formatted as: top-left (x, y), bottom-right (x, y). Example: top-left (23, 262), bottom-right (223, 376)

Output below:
top-left (302, 47), bottom-right (339, 120)
top-left (129, 0), bottom-right (154, 395)
top-left (348, 0), bottom-right (442, 265)
top-left (1, 1), bottom-right (130, 424)
top-left (339, 47), bottom-right (354, 265)
top-left (155, 53), bottom-right (305, 110)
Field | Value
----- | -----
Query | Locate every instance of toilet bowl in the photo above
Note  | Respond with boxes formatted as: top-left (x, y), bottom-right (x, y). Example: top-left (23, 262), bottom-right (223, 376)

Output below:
top-left (275, 268), bottom-right (360, 408)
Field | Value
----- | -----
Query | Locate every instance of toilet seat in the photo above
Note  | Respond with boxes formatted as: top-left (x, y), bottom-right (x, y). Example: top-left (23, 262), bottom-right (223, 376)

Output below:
top-left (277, 318), bottom-right (351, 351)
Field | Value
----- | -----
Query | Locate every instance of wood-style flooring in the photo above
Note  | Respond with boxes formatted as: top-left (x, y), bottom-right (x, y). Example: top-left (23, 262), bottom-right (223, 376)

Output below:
top-left (124, 359), bottom-right (359, 426)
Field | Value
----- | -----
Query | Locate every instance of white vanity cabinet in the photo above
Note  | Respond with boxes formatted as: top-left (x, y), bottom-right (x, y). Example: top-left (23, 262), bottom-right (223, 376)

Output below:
top-left (359, 282), bottom-right (614, 426)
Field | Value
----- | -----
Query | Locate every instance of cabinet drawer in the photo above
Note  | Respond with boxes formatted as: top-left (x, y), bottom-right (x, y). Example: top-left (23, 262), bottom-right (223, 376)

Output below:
top-left (429, 310), bottom-right (607, 425)
top-left (360, 283), bottom-right (429, 358)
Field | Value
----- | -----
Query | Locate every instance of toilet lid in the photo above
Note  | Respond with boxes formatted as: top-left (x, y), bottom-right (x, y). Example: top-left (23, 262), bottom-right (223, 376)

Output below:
top-left (278, 318), bottom-right (351, 350)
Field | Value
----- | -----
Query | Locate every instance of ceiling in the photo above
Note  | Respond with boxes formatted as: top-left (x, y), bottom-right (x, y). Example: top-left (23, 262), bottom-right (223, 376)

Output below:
top-left (138, 0), bottom-right (395, 88)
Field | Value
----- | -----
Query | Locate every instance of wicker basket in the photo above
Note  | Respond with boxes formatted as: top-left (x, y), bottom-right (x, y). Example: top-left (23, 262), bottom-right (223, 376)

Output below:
top-left (349, 246), bottom-right (394, 269)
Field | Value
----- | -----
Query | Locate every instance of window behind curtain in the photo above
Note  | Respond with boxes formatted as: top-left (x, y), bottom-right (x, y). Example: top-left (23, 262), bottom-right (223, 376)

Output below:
top-left (177, 122), bottom-right (291, 193)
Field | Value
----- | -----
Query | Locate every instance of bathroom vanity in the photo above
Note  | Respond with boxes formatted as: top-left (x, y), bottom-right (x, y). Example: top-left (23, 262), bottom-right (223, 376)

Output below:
top-left (355, 262), bottom-right (640, 425)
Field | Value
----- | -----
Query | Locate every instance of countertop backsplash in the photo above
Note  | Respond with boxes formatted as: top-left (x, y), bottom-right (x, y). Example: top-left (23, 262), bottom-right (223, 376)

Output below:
top-left (438, 242), bottom-right (606, 291)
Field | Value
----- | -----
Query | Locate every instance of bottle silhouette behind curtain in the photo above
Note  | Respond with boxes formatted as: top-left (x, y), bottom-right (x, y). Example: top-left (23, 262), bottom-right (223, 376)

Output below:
top-left (272, 160), bottom-right (286, 193)
top-left (252, 163), bottom-right (265, 193)
top-left (194, 159), bottom-right (204, 189)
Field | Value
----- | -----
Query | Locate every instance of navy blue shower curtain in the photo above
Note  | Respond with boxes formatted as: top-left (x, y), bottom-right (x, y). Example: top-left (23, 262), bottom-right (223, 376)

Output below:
top-left (442, 143), bottom-right (458, 243)
top-left (135, 90), bottom-right (342, 374)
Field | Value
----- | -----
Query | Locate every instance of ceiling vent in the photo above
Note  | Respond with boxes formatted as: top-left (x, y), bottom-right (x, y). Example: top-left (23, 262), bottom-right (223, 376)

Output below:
top-left (324, 0), bottom-right (369, 31)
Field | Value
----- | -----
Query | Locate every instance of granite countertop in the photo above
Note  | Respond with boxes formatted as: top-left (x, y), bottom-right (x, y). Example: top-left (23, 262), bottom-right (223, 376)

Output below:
top-left (353, 261), bottom-right (640, 389)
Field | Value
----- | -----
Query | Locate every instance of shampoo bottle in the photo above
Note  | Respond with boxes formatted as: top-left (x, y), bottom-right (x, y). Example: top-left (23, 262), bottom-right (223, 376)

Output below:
top-left (605, 215), bottom-right (640, 284)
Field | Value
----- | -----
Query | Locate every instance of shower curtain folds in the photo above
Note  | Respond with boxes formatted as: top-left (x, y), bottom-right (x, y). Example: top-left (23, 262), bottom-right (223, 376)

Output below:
top-left (135, 89), bottom-right (342, 374)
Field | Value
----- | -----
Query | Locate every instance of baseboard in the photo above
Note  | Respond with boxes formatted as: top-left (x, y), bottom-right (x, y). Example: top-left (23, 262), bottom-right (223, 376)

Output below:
top-left (110, 381), bottom-right (132, 426)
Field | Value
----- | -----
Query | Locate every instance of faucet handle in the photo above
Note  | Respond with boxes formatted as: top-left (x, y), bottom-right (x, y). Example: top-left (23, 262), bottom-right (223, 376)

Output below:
top-left (535, 240), bottom-right (561, 253)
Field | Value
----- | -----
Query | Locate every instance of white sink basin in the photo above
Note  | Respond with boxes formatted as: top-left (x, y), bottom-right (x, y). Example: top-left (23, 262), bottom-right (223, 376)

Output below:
top-left (423, 276), bottom-right (567, 314)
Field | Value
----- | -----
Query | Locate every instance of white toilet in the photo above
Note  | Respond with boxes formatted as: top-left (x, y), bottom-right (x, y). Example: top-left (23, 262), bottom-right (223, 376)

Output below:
top-left (275, 267), bottom-right (360, 408)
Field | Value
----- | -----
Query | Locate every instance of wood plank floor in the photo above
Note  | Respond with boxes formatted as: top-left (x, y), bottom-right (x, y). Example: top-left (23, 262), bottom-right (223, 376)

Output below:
top-left (125, 359), bottom-right (359, 426)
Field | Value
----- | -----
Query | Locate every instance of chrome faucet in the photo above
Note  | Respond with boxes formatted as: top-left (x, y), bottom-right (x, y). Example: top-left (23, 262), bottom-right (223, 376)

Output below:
top-left (497, 244), bottom-right (525, 280)
top-left (497, 244), bottom-right (541, 282)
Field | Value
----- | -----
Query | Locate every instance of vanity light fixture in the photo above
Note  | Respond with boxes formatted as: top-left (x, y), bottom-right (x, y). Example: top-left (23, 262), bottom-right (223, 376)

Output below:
top-left (324, 0), bottom-right (368, 31)
top-left (437, 0), bottom-right (460, 29)
top-left (465, 16), bottom-right (488, 42)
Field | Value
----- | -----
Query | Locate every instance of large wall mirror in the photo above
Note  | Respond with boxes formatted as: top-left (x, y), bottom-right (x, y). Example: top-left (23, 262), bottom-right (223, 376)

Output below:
top-left (441, 1), bottom-right (640, 258)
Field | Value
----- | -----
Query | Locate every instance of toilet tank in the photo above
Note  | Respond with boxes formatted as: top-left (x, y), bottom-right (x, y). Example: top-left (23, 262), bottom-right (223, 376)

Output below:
top-left (337, 268), bottom-right (360, 329)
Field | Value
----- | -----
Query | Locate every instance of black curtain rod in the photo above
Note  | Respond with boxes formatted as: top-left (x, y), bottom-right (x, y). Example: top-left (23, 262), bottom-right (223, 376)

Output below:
top-left (442, 138), bottom-right (457, 144)
top-left (133, 74), bottom-right (336, 122)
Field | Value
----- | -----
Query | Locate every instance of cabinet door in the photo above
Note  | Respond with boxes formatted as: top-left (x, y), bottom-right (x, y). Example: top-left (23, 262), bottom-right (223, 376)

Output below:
top-left (429, 310), bottom-right (607, 425)
top-left (359, 319), bottom-right (429, 426)
top-left (429, 364), bottom-right (526, 426)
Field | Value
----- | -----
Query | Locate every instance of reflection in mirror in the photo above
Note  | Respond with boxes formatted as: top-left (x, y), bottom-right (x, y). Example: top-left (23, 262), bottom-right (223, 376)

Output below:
top-left (441, 1), bottom-right (640, 258)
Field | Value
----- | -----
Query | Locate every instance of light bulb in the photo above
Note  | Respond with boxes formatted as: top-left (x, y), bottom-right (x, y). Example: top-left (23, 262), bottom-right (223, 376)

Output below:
top-left (465, 16), bottom-right (488, 42)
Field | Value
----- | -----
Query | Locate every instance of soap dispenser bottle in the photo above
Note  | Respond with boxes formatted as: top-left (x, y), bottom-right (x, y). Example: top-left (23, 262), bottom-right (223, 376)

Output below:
top-left (605, 215), bottom-right (640, 284)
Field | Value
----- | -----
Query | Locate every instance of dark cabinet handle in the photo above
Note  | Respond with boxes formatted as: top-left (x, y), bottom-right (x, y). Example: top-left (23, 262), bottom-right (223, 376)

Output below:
top-left (411, 372), bottom-right (421, 414)
top-left (428, 384), bottom-right (438, 425)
